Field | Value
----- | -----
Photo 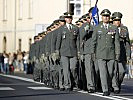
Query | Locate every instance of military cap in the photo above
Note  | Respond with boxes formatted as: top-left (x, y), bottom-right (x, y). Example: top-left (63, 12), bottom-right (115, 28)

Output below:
top-left (59, 16), bottom-right (65, 21)
top-left (82, 14), bottom-right (87, 19)
top-left (34, 36), bottom-right (38, 40)
top-left (85, 13), bottom-right (91, 19)
top-left (112, 12), bottom-right (123, 20)
top-left (64, 12), bottom-right (73, 17)
top-left (38, 32), bottom-right (42, 36)
top-left (77, 20), bottom-right (83, 23)
top-left (53, 19), bottom-right (59, 24)
top-left (50, 23), bottom-right (54, 27)
top-left (46, 26), bottom-right (51, 31)
top-left (88, 7), bottom-right (94, 13)
top-left (79, 17), bottom-right (82, 20)
top-left (75, 20), bottom-right (79, 23)
top-left (100, 9), bottom-right (111, 16)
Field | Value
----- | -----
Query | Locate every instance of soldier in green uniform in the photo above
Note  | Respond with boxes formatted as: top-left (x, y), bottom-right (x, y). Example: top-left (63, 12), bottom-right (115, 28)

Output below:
top-left (112, 12), bottom-right (131, 92)
top-left (38, 32), bottom-right (48, 84)
top-left (75, 20), bottom-right (83, 28)
top-left (50, 16), bottom-right (66, 90)
top-left (81, 11), bottom-right (95, 93)
top-left (29, 36), bottom-right (38, 74)
top-left (56, 12), bottom-right (79, 91)
top-left (50, 20), bottom-right (61, 89)
top-left (91, 9), bottom-right (120, 96)
top-left (45, 25), bottom-right (55, 87)
top-left (33, 34), bottom-right (43, 82)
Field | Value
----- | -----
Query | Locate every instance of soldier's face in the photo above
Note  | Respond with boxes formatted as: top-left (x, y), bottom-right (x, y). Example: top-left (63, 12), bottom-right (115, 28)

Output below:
top-left (65, 17), bottom-right (72, 24)
top-left (102, 15), bottom-right (110, 23)
top-left (59, 21), bottom-right (65, 26)
top-left (86, 17), bottom-right (91, 23)
top-left (113, 20), bottom-right (121, 27)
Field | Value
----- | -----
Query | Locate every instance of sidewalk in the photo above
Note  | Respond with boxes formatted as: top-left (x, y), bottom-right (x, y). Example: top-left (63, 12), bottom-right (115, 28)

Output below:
top-left (11, 71), bottom-right (33, 79)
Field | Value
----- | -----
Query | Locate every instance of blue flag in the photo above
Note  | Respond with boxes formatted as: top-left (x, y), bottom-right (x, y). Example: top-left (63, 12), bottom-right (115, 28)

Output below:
top-left (92, 5), bottom-right (99, 26)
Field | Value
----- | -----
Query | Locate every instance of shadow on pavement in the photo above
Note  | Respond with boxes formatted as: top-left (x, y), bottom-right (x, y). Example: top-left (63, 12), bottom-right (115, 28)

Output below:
top-left (0, 92), bottom-right (72, 99)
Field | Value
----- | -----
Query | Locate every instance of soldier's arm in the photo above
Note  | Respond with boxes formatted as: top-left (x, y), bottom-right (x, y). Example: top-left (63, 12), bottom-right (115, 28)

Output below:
top-left (125, 27), bottom-right (131, 58)
top-left (91, 27), bottom-right (97, 54)
top-left (115, 28), bottom-right (120, 56)
top-left (76, 31), bottom-right (80, 52)
top-left (29, 44), bottom-right (32, 60)
top-left (56, 29), bottom-right (62, 51)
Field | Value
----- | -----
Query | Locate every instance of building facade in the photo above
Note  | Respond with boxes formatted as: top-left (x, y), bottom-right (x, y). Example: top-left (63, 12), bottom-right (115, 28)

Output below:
top-left (0, 0), bottom-right (133, 53)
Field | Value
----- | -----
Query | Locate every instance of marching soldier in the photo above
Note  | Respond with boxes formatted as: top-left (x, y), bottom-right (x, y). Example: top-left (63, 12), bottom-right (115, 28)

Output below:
top-left (50, 20), bottom-right (60, 89)
top-left (91, 9), bottom-right (120, 96)
top-left (81, 10), bottom-right (95, 93)
top-left (51, 15), bottom-right (66, 90)
top-left (56, 12), bottom-right (79, 91)
top-left (112, 12), bottom-right (131, 92)
top-left (32, 35), bottom-right (41, 82)
top-left (75, 20), bottom-right (83, 27)
top-left (29, 36), bottom-right (38, 74)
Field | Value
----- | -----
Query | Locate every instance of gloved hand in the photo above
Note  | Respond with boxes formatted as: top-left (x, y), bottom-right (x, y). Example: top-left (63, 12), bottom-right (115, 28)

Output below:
top-left (35, 58), bottom-right (39, 64)
top-left (127, 57), bottom-right (131, 63)
top-left (115, 54), bottom-right (120, 61)
top-left (55, 50), bottom-right (60, 60)
top-left (77, 52), bottom-right (80, 60)
top-left (39, 57), bottom-right (44, 63)
top-left (80, 55), bottom-right (84, 62)
top-left (43, 55), bottom-right (48, 62)
top-left (33, 56), bottom-right (36, 62)
top-left (91, 53), bottom-right (96, 61)
top-left (127, 57), bottom-right (130, 61)
top-left (51, 53), bottom-right (56, 62)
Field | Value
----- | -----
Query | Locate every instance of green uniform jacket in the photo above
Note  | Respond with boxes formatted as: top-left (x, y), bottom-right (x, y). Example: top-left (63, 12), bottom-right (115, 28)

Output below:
top-left (39, 36), bottom-right (46, 55)
top-left (51, 28), bottom-right (60, 53)
top-left (29, 43), bottom-right (35, 60)
top-left (77, 23), bottom-right (86, 54)
top-left (80, 23), bottom-right (94, 55)
top-left (92, 22), bottom-right (120, 60)
top-left (56, 24), bottom-right (79, 57)
top-left (45, 32), bottom-right (52, 56)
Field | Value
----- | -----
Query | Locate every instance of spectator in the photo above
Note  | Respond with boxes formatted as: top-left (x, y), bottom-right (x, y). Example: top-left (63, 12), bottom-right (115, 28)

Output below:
top-left (23, 51), bottom-right (28, 73)
top-left (17, 51), bottom-right (23, 71)
top-left (0, 53), bottom-right (4, 73)
top-left (4, 53), bottom-right (9, 74)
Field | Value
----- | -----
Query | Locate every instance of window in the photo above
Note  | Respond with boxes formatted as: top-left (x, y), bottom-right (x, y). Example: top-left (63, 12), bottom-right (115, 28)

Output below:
top-left (3, 0), bottom-right (7, 21)
top-left (29, 38), bottom-right (32, 50)
top-left (70, 3), bottom-right (74, 14)
top-left (18, 39), bottom-right (22, 51)
top-left (69, 0), bottom-right (83, 17)
top-left (75, 4), bottom-right (81, 15)
top-left (29, 0), bottom-right (33, 19)
top-left (3, 36), bottom-right (7, 53)
top-left (18, 0), bottom-right (23, 20)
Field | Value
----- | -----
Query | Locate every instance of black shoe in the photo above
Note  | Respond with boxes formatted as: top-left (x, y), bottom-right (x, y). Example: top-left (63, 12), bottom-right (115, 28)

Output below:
top-left (34, 79), bottom-right (40, 82)
top-left (60, 88), bottom-right (65, 91)
top-left (103, 91), bottom-right (110, 96)
top-left (114, 90), bottom-right (120, 94)
top-left (110, 87), bottom-right (114, 92)
top-left (66, 88), bottom-right (71, 92)
top-left (88, 89), bottom-right (95, 93)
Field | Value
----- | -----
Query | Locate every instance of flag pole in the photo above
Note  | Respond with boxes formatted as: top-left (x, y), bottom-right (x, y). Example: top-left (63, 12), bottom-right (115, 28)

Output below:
top-left (95, 0), bottom-right (98, 5)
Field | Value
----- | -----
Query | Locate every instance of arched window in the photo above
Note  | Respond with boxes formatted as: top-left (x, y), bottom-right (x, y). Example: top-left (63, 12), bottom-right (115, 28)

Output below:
top-left (3, 36), bottom-right (7, 53)
top-left (69, 0), bottom-right (83, 17)
top-left (29, 38), bottom-right (32, 50)
top-left (18, 39), bottom-right (22, 51)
